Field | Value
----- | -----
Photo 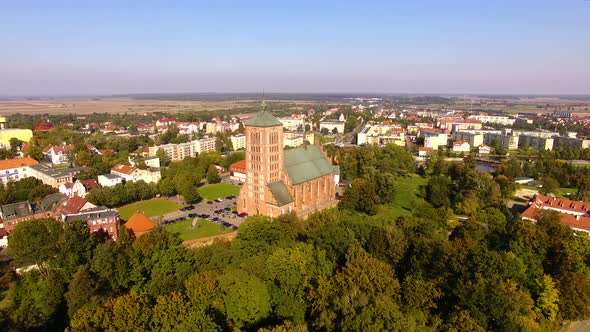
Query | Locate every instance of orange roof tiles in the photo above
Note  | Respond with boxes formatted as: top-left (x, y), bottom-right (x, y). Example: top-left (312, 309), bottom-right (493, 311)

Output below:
top-left (0, 157), bottom-right (39, 170)
top-left (61, 196), bottom-right (89, 215)
top-left (521, 194), bottom-right (590, 232)
top-left (111, 164), bottom-right (137, 175)
top-left (125, 212), bottom-right (156, 236)
top-left (229, 160), bottom-right (246, 173)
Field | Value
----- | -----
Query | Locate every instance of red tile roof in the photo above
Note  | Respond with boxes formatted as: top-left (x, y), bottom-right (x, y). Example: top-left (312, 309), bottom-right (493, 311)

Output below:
top-left (521, 194), bottom-right (590, 232)
top-left (61, 196), bottom-right (89, 215)
top-left (229, 160), bottom-right (246, 173)
top-left (33, 123), bottom-right (54, 132)
top-left (0, 157), bottom-right (39, 170)
top-left (125, 212), bottom-right (156, 236)
top-left (111, 164), bottom-right (137, 175)
top-left (80, 179), bottom-right (100, 191)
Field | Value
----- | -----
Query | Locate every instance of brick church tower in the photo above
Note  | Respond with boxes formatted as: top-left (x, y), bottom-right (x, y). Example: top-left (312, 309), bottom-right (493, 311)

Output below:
top-left (237, 104), bottom-right (285, 216)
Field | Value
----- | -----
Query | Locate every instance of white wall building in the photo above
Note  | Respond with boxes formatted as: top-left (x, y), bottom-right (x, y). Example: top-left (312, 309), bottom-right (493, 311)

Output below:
top-left (230, 134), bottom-right (246, 150)
top-left (98, 174), bottom-right (124, 187)
top-left (320, 121), bottom-right (345, 134)
top-left (279, 117), bottom-right (305, 131)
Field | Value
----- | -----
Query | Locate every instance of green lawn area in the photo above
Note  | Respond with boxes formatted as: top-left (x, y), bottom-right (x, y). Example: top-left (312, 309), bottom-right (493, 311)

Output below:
top-left (379, 175), bottom-right (428, 218)
top-left (165, 219), bottom-right (234, 241)
top-left (557, 187), bottom-right (577, 198)
top-left (198, 183), bottom-right (240, 200)
top-left (117, 198), bottom-right (181, 221)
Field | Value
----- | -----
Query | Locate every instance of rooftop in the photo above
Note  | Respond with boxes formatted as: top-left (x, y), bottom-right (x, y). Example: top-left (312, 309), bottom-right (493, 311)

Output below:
top-left (267, 181), bottom-right (294, 207)
top-left (284, 145), bottom-right (334, 185)
top-left (125, 212), bottom-right (156, 235)
top-left (0, 157), bottom-right (39, 170)
top-left (245, 111), bottom-right (283, 127)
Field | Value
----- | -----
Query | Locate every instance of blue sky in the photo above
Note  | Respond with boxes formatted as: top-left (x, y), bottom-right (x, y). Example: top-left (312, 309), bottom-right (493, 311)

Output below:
top-left (1, 0), bottom-right (589, 95)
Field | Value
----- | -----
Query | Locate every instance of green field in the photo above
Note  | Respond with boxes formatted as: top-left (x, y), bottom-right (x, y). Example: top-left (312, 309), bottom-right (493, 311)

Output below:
top-left (165, 219), bottom-right (234, 241)
top-left (378, 175), bottom-right (428, 218)
top-left (198, 183), bottom-right (240, 200)
top-left (117, 198), bottom-right (181, 221)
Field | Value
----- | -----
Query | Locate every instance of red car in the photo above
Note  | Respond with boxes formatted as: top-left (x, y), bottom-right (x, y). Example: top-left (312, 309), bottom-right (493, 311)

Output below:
top-left (238, 212), bottom-right (248, 218)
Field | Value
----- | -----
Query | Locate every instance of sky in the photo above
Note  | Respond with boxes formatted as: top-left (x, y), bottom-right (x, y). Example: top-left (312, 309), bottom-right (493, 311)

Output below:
top-left (1, 0), bottom-right (589, 96)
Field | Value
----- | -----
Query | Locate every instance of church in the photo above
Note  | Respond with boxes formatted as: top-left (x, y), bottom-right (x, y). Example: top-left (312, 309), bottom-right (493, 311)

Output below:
top-left (237, 109), bottom-right (338, 219)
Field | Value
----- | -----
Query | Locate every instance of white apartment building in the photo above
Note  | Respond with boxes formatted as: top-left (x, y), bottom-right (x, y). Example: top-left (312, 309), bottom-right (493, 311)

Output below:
top-left (230, 134), bottom-right (246, 150)
top-left (320, 121), bottom-right (345, 134)
top-left (468, 115), bottom-right (516, 126)
top-left (279, 117), bottom-right (305, 131)
top-left (148, 138), bottom-right (217, 161)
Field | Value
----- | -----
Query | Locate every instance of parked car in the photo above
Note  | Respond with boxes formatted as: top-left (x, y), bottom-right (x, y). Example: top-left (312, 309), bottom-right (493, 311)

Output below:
top-left (238, 212), bottom-right (248, 218)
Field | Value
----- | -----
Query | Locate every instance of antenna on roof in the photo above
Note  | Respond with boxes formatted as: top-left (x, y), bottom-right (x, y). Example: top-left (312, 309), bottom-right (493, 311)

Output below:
top-left (261, 89), bottom-right (267, 112)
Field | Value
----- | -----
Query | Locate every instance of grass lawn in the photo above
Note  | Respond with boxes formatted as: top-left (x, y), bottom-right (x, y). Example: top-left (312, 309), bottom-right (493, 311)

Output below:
top-left (117, 198), bottom-right (181, 221)
top-left (198, 183), bottom-right (240, 200)
top-left (165, 219), bottom-right (234, 241)
top-left (558, 187), bottom-right (577, 198)
top-left (379, 175), bottom-right (428, 218)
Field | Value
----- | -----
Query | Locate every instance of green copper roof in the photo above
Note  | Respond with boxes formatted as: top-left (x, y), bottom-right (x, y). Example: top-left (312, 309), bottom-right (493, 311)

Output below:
top-left (244, 111), bottom-right (282, 127)
top-left (267, 181), bottom-right (293, 206)
top-left (284, 145), bottom-right (334, 185)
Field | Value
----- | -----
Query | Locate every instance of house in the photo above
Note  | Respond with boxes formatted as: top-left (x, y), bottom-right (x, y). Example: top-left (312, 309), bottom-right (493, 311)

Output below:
top-left (452, 141), bottom-right (471, 153)
top-left (0, 157), bottom-right (39, 184)
top-left (418, 147), bottom-right (432, 158)
top-left (27, 164), bottom-right (84, 188)
top-left (64, 206), bottom-right (120, 240)
top-left (156, 118), bottom-right (177, 128)
top-left (124, 212), bottom-right (156, 237)
top-left (59, 195), bottom-right (96, 215)
top-left (98, 174), bottom-right (124, 187)
top-left (42, 144), bottom-right (74, 164)
top-left (521, 195), bottom-right (590, 234)
top-left (229, 160), bottom-right (246, 183)
top-left (0, 193), bottom-right (67, 233)
top-left (478, 145), bottom-right (491, 154)
top-left (59, 179), bottom-right (101, 197)
top-left (0, 228), bottom-right (7, 248)
top-left (33, 123), bottom-right (55, 132)
top-left (514, 177), bottom-right (535, 185)
top-left (129, 156), bottom-right (161, 169)
top-left (319, 121), bottom-right (345, 134)
top-left (111, 164), bottom-right (137, 182)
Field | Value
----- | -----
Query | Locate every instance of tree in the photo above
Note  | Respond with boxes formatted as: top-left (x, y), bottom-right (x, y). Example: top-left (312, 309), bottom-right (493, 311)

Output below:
top-left (575, 175), bottom-right (590, 201)
top-left (338, 178), bottom-right (380, 215)
top-left (75, 150), bottom-right (92, 167)
top-left (331, 127), bottom-right (338, 135)
top-left (9, 137), bottom-right (22, 152)
top-left (27, 145), bottom-right (44, 161)
top-left (219, 269), bottom-right (271, 329)
top-left (5, 219), bottom-right (63, 275)
top-left (426, 175), bottom-right (452, 208)
top-left (534, 275), bottom-right (559, 320)
top-left (320, 127), bottom-right (329, 135)
top-left (207, 164), bottom-right (221, 184)
top-left (156, 148), bottom-right (171, 167)
top-left (65, 265), bottom-right (97, 318)
top-left (558, 272), bottom-right (590, 320)
top-left (158, 178), bottom-right (177, 196)
top-left (541, 176), bottom-right (560, 195)
top-left (179, 182), bottom-right (202, 204)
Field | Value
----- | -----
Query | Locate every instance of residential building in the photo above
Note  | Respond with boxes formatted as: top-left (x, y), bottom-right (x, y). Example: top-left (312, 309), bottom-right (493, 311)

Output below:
top-left (124, 212), bottom-right (156, 237)
top-left (156, 118), bottom-right (177, 128)
top-left (59, 179), bottom-right (100, 198)
top-left (148, 138), bottom-right (217, 161)
top-left (28, 164), bottom-right (83, 188)
top-left (419, 129), bottom-right (448, 147)
top-left (452, 141), bottom-right (471, 153)
top-left (98, 173), bottom-right (124, 187)
top-left (64, 206), bottom-right (120, 240)
top-left (279, 117), bottom-right (305, 131)
top-left (521, 195), bottom-right (590, 234)
top-left (0, 193), bottom-right (66, 233)
top-left (237, 110), bottom-right (337, 219)
top-left (467, 115), bottom-right (516, 126)
top-left (418, 147), bottom-right (432, 158)
top-left (110, 164), bottom-right (160, 183)
top-left (230, 134), bottom-right (246, 150)
top-left (111, 164), bottom-right (136, 182)
top-left (0, 128), bottom-right (33, 149)
top-left (229, 160), bottom-right (246, 183)
top-left (284, 133), bottom-right (304, 148)
top-left (518, 135), bottom-right (554, 150)
top-left (478, 145), bottom-right (491, 154)
top-left (319, 121), bottom-right (345, 134)
top-left (0, 157), bottom-right (39, 184)
top-left (553, 136), bottom-right (590, 150)
top-left (454, 131), bottom-right (484, 148)
top-left (42, 144), bottom-right (74, 164)
top-left (59, 195), bottom-right (97, 215)
top-left (483, 133), bottom-right (520, 150)
top-left (424, 136), bottom-right (439, 150)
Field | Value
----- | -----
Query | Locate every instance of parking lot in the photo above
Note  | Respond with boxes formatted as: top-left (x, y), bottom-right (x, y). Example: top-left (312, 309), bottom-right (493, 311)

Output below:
top-left (159, 195), bottom-right (247, 230)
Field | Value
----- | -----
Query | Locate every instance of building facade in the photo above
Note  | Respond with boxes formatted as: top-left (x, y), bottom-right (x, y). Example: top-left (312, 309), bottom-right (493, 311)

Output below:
top-left (238, 110), bottom-right (337, 219)
top-left (0, 157), bottom-right (39, 184)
